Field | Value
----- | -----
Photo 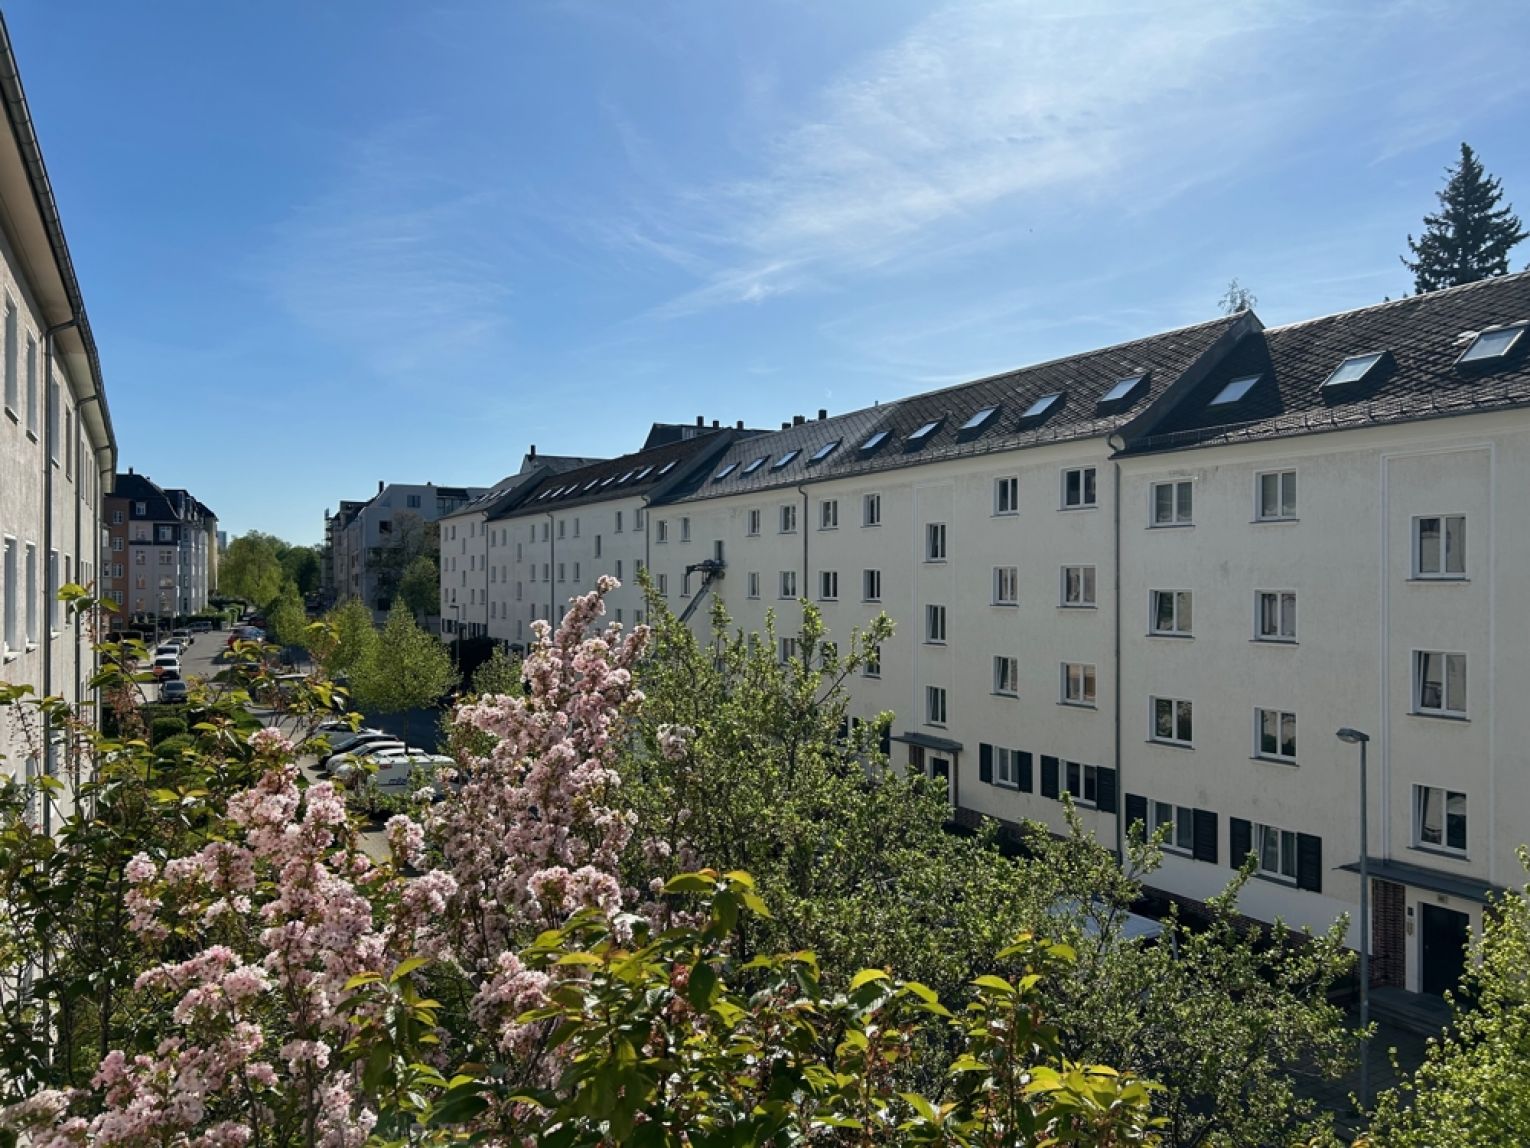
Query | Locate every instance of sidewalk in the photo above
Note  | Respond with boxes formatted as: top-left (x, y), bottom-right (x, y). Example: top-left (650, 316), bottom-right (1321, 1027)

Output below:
top-left (1298, 1007), bottom-right (1437, 1141)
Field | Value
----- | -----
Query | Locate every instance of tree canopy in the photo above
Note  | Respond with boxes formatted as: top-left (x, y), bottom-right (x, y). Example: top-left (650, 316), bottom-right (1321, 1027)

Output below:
top-left (351, 606), bottom-right (457, 716)
top-left (1403, 142), bottom-right (1526, 293)
top-left (216, 533), bottom-right (285, 606)
top-left (398, 554), bottom-right (439, 621)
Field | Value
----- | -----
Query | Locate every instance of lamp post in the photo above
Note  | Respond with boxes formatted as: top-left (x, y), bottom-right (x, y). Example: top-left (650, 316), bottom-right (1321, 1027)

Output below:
top-left (1336, 726), bottom-right (1371, 1111)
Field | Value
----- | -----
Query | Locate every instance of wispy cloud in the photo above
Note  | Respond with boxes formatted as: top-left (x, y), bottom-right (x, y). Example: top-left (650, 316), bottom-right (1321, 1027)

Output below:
top-left (623, 0), bottom-right (1318, 316)
top-left (254, 118), bottom-right (515, 380)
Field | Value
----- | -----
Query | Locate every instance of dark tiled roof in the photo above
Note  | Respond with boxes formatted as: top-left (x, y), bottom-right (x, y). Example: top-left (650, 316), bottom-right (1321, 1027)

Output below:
top-left (1132, 272), bottom-right (1530, 453)
top-left (111, 472), bottom-right (179, 520)
top-left (490, 429), bottom-right (738, 520)
top-left (664, 406), bottom-right (898, 504)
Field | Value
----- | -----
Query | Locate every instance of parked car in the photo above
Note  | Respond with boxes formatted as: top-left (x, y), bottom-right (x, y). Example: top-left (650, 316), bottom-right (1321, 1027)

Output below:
top-left (151, 653), bottom-right (181, 679)
top-left (331, 752), bottom-right (454, 793)
top-left (155, 642), bottom-right (182, 659)
top-left (189, 620), bottom-right (213, 633)
top-left (317, 732), bottom-right (405, 768)
top-left (159, 679), bottom-right (190, 703)
top-left (172, 628), bottom-right (193, 647)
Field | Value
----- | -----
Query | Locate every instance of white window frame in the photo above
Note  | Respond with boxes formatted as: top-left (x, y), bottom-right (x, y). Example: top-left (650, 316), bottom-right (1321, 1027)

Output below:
top-left (747, 508), bottom-right (761, 536)
top-left (995, 746), bottom-right (1021, 787)
top-left (747, 572), bottom-right (760, 599)
top-left (1150, 479), bottom-right (1194, 527)
top-left (993, 655), bottom-right (1018, 697)
top-left (1254, 590), bottom-right (1297, 643)
top-left (779, 570), bottom-right (797, 600)
top-left (779, 504), bottom-right (797, 534)
top-left (23, 543), bottom-right (36, 648)
top-left (819, 570), bottom-right (839, 601)
top-left (656, 520), bottom-right (669, 544)
top-left (1413, 514), bottom-right (1466, 579)
top-left (925, 603), bottom-right (947, 644)
top-left (926, 685), bottom-right (947, 727)
top-left (1061, 662), bottom-right (1096, 707)
top-left (863, 569), bottom-right (881, 602)
top-left (1254, 823), bottom-right (1299, 882)
top-left (680, 517), bottom-right (690, 543)
top-left (925, 522), bottom-right (947, 562)
top-left (994, 475), bottom-right (1019, 516)
top-left (1149, 589), bottom-right (1193, 636)
top-left (1061, 466), bottom-right (1097, 509)
top-left (993, 565), bottom-right (1018, 606)
top-left (1255, 469), bottom-right (1297, 522)
top-left (1414, 785), bottom-right (1468, 854)
top-left (819, 500), bottom-right (838, 530)
top-left (657, 572), bottom-right (669, 596)
top-left (1150, 696), bottom-right (1193, 746)
top-left (1414, 650), bottom-right (1467, 717)
top-left (1152, 800), bottom-right (1197, 855)
top-left (1061, 565), bottom-right (1096, 608)
top-left (1063, 761), bottom-right (1100, 807)
top-left (779, 636), bottom-right (798, 664)
top-left (1254, 707), bottom-right (1297, 763)
top-left (862, 493), bottom-right (882, 527)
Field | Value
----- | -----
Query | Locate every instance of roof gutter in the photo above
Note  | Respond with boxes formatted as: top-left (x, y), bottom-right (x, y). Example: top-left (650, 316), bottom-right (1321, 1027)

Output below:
top-left (0, 14), bottom-right (117, 475)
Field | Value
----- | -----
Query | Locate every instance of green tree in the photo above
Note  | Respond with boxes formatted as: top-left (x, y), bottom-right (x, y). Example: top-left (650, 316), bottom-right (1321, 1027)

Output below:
top-left (372, 511), bottom-right (437, 611)
top-left (315, 597), bottom-right (380, 683)
top-left (277, 544), bottom-right (322, 597)
top-left (266, 581), bottom-right (309, 650)
top-left (352, 607), bottom-right (457, 740)
top-left (1403, 142), bottom-right (1526, 293)
top-left (398, 555), bottom-right (439, 621)
top-left (217, 533), bottom-right (285, 607)
top-left (1366, 850), bottom-right (1530, 1145)
top-left (468, 645), bottom-right (522, 697)
top-left (1218, 278), bottom-right (1257, 314)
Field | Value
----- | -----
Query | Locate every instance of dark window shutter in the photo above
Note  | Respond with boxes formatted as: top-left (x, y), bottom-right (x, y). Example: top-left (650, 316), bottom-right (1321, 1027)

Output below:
top-left (1192, 808), bottom-right (1218, 864)
top-left (879, 725), bottom-right (891, 758)
top-left (1040, 755), bottom-right (1059, 799)
top-left (979, 743), bottom-right (994, 785)
top-left (1125, 793), bottom-right (1148, 836)
top-left (1229, 818), bottom-right (1252, 869)
top-left (1095, 766), bottom-right (1118, 814)
top-left (1297, 832), bottom-right (1323, 893)
top-left (1018, 751), bottom-right (1033, 792)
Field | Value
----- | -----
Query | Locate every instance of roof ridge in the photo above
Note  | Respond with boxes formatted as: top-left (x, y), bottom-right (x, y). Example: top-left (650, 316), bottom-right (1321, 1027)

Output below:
top-left (1266, 270), bottom-right (1530, 334)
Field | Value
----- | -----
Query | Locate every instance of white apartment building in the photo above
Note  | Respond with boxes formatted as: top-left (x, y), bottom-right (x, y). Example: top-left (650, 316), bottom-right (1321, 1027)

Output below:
top-left (103, 473), bottom-right (216, 621)
top-left (643, 274), bottom-right (1530, 999)
top-left (331, 481), bottom-right (487, 621)
top-left (0, 16), bottom-right (119, 807)
top-left (438, 449), bottom-right (597, 641)
top-left (470, 423), bottom-right (745, 649)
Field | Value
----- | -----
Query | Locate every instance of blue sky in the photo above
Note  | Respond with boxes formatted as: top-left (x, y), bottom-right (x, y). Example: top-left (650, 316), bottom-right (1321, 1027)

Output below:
top-left (8, 0), bottom-right (1530, 543)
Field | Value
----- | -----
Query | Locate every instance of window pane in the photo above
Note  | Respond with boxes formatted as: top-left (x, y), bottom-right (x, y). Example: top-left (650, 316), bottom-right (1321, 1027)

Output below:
top-left (1084, 469), bottom-right (1096, 504)
top-left (1280, 830), bottom-right (1298, 878)
top-left (1176, 811), bottom-right (1193, 851)
top-left (1155, 699), bottom-right (1173, 740)
top-left (1178, 483), bottom-right (1192, 521)
top-left (1282, 473), bottom-right (1297, 518)
top-left (1083, 567), bottom-right (1096, 602)
top-left (1419, 787), bottom-right (1443, 845)
top-left (1153, 801), bottom-right (1172, 831)
top-left (1259, 710), bottom-right (1277, 755)
top-left (1177, 592), bottom-right (1192, 632)
top-left (1155, 484), bottom-right (1173, 522)
top-left (1418, 518), bottom-right (1441, 573)
top-left (1419, 653), bottom-right (1443, 709)
top-left (1446, 791), bottom-right (1467, 851)
top-left (1066, 470), bottom-right (1081, 504)
top-left (1155, 592), bottom-right (1174, 632)
top-left (1176, 701), bottom-right (1192, 742)
top-left (1082, 665), bottom-right (1095, 702)
top-left (1259, 826), bottom-right (1279, 873)
top-left (1281, 712), bottom-right (1296, 758)
top-left (1259, 473), bottom-right (1278, 517)
top-left (1282, 594), bottom-right (1296, 637)
top-left (1445, 516), bottom-right (1466, 575)
top-left (1447, 654), bottom-right (1466, 712)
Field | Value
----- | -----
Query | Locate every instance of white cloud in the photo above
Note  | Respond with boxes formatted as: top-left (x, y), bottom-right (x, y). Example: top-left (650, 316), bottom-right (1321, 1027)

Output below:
top-left (632, 0), bottom-right (1310, 314)
top-left (255, 119), bottom-right (515, 379)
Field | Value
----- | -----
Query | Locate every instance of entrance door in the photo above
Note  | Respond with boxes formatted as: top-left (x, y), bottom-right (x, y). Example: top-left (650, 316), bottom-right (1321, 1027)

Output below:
top-left (1420, 904), bottom-right (1470, 996)
top-left (930, 757), bottom-right (954, 805)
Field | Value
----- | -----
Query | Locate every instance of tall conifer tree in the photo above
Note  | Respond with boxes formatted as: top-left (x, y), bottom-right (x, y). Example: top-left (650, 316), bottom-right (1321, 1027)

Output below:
top-left (1403, 143), bottom-right (1526, 293)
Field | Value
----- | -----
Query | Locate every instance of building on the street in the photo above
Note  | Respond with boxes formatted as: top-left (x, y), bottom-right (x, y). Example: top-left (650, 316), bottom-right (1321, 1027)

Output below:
top-left (641, 272), bottom-right (1530, 999)
top-left (103, 471), bottom-right (216, 624)
top-left (329, 480), bottom-right (489, 622)
top-left (0, 13), bottom-right (119, 802)
top-left (436, 447), bottom-right (600, 642)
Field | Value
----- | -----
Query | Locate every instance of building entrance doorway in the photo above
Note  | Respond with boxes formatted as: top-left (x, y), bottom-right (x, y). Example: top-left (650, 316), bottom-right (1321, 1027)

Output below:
top-left (930, 756), bottom-right (953, 805)
top-left (1419, 903), bottom-right (1470, 996)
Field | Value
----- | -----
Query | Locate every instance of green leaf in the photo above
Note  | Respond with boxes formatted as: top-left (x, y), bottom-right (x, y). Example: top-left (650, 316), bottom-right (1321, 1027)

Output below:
top-left (390, 956), bottom-right (430, 982)
top-left (663, 872), bottom-right (717, 894)
top-left (971, 974), bottom-right (1015, 995)
top-left (848, 968), bottom-right (890, 991)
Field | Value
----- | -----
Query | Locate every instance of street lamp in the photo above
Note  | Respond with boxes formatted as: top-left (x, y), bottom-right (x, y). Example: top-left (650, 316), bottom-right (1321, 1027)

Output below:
top-left (1336, 726), bottom-right (1371, 1111)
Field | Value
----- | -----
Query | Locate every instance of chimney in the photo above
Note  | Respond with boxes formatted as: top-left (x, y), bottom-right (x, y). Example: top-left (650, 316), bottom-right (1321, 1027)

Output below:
top-left (818, 408), bottom-right (827, 420)
top-left (128, 466), bottom-right (134, 474)
top-left (712, 419), bottom-right (720, 428)
top-left (793, 414), bottom-right (805, 426)
top-left (735, 419), bottom-right (743, 430)
top-left (529, 444), bottom-right (537, 460)
top-left (378, 480), bottom-right (384, 494)
top-left (696, 415), bottom-right (704, 427)
top-left (781, 421), bottom-right (790, 430)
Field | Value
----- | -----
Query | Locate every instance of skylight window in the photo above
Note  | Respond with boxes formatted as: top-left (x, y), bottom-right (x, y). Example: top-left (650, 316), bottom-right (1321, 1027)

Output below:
top-left (809, 439), bottom-right (842, 463)
top-left (741, 456), bottom-right (768, 475)
top-left (770, 448), bottom-right (802, 470)
top-left (859, 430), bottom-right (890, 452)
top-left (617, 470), bottom-right (636, 484)
top-left (714, 462), bottom-right (738, 480)
top-left (1321, 352), bottom-right (1385, 389)
top-left (599, 475), bottom-right (617, 487)
top-left (1022, 393), bottom-right (1062, 419)
top-left (657, 461), bottom-right (677, 476)
top-left (960, 406), bottom-right (999, 432)
top-left (1458, 323), bottom-right (1527, 364)
top-left (633, 466), bottom-right (654, 480)
top-left (1210, 374), bottom-right (1260, 406)
top-left (583, 479), bottom-right (600, 492)
top-left (906, 419), bottom-right (942, 445)
top-left (1102, 373), bottom-right (1147, 403)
